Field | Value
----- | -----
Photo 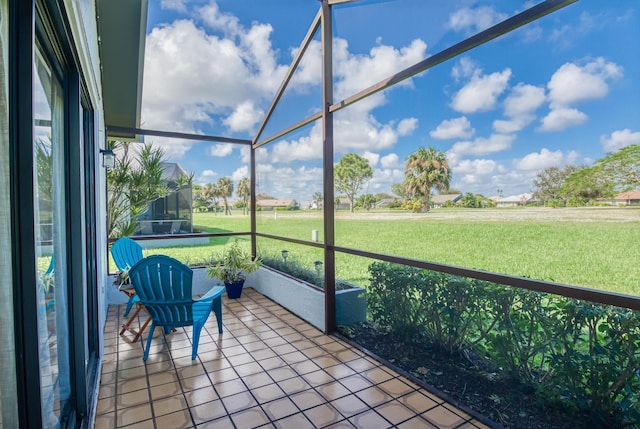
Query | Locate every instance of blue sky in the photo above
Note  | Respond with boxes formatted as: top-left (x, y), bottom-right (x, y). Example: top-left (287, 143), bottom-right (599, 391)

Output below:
top-left (140, 0), bottom-right (640, 202)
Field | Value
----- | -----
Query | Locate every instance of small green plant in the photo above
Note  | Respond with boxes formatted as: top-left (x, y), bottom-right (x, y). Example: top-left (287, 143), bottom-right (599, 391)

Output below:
top-left (206, 240), bottom-right (261, 284)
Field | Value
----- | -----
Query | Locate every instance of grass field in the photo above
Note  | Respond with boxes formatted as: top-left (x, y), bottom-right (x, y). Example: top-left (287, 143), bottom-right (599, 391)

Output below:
top-left (150, 207), bottom-right (640, 297)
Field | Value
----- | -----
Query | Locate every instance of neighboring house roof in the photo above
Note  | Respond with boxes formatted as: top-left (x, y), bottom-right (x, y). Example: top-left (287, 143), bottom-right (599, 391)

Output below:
top-left (161, 162), bottom-right (189, 182)
top-left (257, 199), bottom-right (295, 207)
top-left (431, 194), bottom-right (462, 204)
top-left (497, 193), bottom-right (534, 203)
top-left (614, 190), bottom-right (640, 200)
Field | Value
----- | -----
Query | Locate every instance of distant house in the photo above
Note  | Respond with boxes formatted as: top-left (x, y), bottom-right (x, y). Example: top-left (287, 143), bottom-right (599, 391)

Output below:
top-left (136, 162), bottom-right (193, 235)
top-left (335, 198), bottom-right (351, 210)
top-left (257, 198), bottom-right (297, 210)
top-left (496, 193), bottom-right (534, 207)
top-left (375, 198), bottom-right (396, 208)
top-left (613, 190), bottom-right (640, 206)
top-left (431, 194), bottom-right (462, 208)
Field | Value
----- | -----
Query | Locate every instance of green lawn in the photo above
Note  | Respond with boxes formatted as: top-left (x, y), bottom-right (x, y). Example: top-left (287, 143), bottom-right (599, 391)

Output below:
top-left (149, 208), bottom-right (640, 296)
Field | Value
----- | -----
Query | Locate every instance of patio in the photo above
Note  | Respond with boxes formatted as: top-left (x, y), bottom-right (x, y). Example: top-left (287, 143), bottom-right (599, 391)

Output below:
top-left (95, 288), bottom-right (491, 428)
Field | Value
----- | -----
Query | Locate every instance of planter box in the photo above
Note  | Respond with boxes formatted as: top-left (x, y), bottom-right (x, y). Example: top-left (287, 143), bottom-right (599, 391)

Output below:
top-left (106, 267), bottom-right (223, 305)
top-left (247, 267), bottom-right (367, 330)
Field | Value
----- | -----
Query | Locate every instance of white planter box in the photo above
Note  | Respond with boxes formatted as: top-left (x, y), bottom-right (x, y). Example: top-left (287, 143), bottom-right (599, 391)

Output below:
top-left (248, 267), bottom-right (367, 331)
top-left (106, 267), bottom-right (223, 305)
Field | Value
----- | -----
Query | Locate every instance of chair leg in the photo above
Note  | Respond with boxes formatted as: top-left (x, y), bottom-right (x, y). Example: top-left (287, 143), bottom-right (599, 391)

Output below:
top-left (192, 321), bottom-right (204, 360)
top-left (124, 297), bottom-right (135, 317)
top-left (143, 323), bottom-right (156, 361)
top-left (213, 296), bottom-right (223, 334)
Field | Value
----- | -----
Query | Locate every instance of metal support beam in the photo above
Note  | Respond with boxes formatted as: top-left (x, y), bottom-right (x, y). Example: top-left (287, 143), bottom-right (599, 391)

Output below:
top-left (321, 0), bottom-right (336, 334)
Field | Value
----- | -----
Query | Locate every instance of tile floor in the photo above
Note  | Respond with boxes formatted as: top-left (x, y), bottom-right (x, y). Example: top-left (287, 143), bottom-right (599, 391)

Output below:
top-left (95, 288), bottom-right (492, 428)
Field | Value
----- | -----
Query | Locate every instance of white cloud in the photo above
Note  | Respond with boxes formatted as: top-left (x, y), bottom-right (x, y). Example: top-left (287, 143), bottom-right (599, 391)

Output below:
top-left (333, 38), bottom-right (427, 101)
top-left (141, 15), bottom-right (288, 157)
top-left (223, 101), bottom-right (263, 133)
top-left (240, 146), bottom-right (251, 164)
top-left (514, 148), bottom-right (566, 171)
top-left (231, 165), bottom-right (249, 182)
top-left (380, 153), bottom-right (402, 169)
top-left (397, 118), bottom-right (418, 136)
top-left (430, 116), bottom-right (474, 140)
top-left (503, 84), bottom-right (546, 117)
top-left (161, 0), bottom-right (188, 13)
top-left (547, 57), bottom-right (622, 108)
top-left (449, 134), bottom-right (515, 157)
top-left (453, 159), bottom-right (497, 175)
top-left (144, 136), bottom-right (196, 160)
top-left (255, 165), bottom-right (323, 199)
top-left (209, 143), bottom-right (234, 157)
top-left (270, 134), bottom-right (322, 163)
top-left (448, 6), bottom-right (508, 35)
top-left (538, 107), bottom-right (587, 132)
top-left (600, 129), bottom-right (640, 152)
top-left (362, 151), bottom-right (380, 167)
top-left (196, 169), bottom-right (218, 185)
top-left (450, 68), bottom-right (512, 113)
top-left (451, 57), bottom-right (476, 81)
top-left (493, 83), bottom-right (545, 133)
top-left (370, 168), bottom-right (405, 193)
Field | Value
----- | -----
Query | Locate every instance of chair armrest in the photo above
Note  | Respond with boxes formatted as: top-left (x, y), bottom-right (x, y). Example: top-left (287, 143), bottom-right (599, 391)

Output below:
top-left (196, 286), bottom-right (225, 302)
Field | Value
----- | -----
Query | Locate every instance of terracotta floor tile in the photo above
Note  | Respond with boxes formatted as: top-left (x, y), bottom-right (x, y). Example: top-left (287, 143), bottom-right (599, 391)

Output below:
top-left (190, 399), bottom-right (228, 425)
top-left (422, 405), bottom-right (467, 428)
top-left (290, 389), bottom-right (326, 410)
top-left (214, 378), bottom-right (247, 398)
top-left (324, 364), bottom-right (357, 380)
top-left (349, 410), bottom-right (392, 429)
top-left (243, 372), bottom-right (274, 389)
top-left (97, 291), bottom-right (492, 428)
top-left (330, 394), bottom-right (370, 417)
top-left (316, 380), bottom-right (351, 401)
top-left (116, 388), bottom-right (150, 408)
top-left (339, 374), bottom-right (374, 393)
top-left (262, 397), bottom-right (300, 421)
top-left (396, 415), bottom-right (438, 428)
top-left (272, 412), bottom-right (313, 429)
top-left (116, 403), bottom-right (152, 427)
top-left (231, 406), bottom-right (271, 428)
top-left (149, 381), bottom-right (181, 401)
top-left (152, 395), bottom-right (189, 417)
top-left (375, 400), bottom-right (418, 425)
top-left (221, 391), bottom-right (258, 414)
top-left (378, 378), bottom-right (414, 397)
top-left (278, 376), bottom-right (311, 395)
top-left (184, 386), bottom-right (219, 408)
top-left (399, 391), bottom-right (439, 413)
top-left (304, 403), bottom-right (342, 427)
top-left (154, 409), bottom-right (193, 428)
top-left (252, 383), bottom-right (286, 404)
top-left (355, 386), bottom-right (393, 408)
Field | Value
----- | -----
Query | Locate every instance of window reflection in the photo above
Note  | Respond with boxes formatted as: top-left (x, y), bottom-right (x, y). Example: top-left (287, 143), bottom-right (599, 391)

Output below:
top-left (34, 46), bottom-right (70, 427)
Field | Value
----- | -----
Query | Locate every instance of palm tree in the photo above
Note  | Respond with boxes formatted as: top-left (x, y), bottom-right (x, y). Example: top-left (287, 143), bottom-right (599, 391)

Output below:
top-left (217, 177), bottom-right (234, 215)
top-left (237, 177), bottom-right (250, 215)
top-left (202, 182), bottom-right (219, 214)
top-left (403, 147), bottom-right (451, 213)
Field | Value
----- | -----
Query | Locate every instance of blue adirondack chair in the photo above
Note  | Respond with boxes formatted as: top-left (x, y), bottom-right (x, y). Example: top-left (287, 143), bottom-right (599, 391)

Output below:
top-left (111, 237), bottom-right (144, 316)
top-left (128, 255), bottom-right (224, 361)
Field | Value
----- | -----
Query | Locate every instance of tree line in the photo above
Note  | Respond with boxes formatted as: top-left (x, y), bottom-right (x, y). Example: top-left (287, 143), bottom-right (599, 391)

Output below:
top-left (532, 145), bottom-right (640, 206)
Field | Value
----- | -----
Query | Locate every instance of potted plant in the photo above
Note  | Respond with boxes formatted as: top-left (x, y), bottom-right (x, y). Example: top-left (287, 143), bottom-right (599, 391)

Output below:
top-left (207, 240), bottom-right (262, 298)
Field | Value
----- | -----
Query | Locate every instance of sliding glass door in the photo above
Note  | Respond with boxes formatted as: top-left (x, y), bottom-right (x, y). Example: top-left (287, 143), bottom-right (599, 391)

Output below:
top-left (34, 44), bottom-right (70, 427)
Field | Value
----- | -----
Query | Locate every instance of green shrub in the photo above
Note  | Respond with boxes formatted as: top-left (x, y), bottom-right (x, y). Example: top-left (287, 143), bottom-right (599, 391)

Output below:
top-left (365, 261), bottom-right (640, 426)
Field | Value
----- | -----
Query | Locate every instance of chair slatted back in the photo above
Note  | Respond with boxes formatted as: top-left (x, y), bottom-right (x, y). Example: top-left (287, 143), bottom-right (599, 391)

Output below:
top-left (129, 255), bottom-right (195, 328)
top-left (111, 237), bottom-right (144, 271)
